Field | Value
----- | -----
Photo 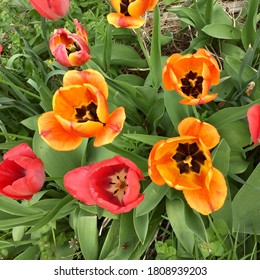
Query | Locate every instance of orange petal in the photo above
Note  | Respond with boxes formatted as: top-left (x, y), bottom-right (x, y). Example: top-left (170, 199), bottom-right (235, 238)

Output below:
top-left (63, 69), bottom-right (108, 99)
top-left (109, 0), bottom-right (121, 13)
top-left (74, 19), bottom-right (89, 44)
top-left (94, 107), bottom-right (126, 147)
top-left (147, 0), bottom-right (159, 10)
top-left (107, 13), bottom-right (145, 29)
top-left (38, 112), bottom-right (82, 151)
top-left (178, 117), bottom-right (220, 149)
top-left (68, 50), bottom-right (91, 67)
top-left (128, 0), bottom-right (149, 17)
top-left (183, 167), bottom-right (227, 215)
top-left (179, 93), bottom-right (218, 105)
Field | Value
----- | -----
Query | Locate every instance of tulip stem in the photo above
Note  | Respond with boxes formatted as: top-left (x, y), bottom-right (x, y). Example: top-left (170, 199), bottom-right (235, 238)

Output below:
top-left (192, 105), bottom-right (201, 119)
top-left (134, 29), bottom-right (150, 62)
top-left (0, 132), bottom-right (32, 140)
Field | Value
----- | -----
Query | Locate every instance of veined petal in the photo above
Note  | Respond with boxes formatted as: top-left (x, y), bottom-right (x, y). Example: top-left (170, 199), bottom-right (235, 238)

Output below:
top-left (183, 167), bottom-right (227, 215)
top-left (38, 112), bottom-right (82, 151)
top-left (107, 13), bottom-right (146, 29)
top-left (178, 117), bottom-right (220, 149)
top-left (94, 107), bottom-right (126, 147)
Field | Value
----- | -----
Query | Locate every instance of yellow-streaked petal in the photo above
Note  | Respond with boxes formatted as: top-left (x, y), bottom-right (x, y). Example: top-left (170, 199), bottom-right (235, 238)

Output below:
top-left (38, 112), bottom-right (82, 151)
top-left (107, 13), bottom-right (145, 29)
top-left (178, 117), bottom-right (220, 149)
top-left (179, 93), bottom-right (218, 105)
top-left (109, 0), bottom-right (121, 13)
top-left (183, 167), bottom-right (227, 215)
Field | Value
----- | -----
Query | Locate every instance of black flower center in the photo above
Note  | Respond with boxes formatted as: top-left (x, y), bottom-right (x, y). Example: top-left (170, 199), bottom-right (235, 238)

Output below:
top-left (75, 102), bottom-right (99, 123)
top-left (180, 70), bottom-right (204, 98)
top-left (120, 0), bottom-right (135, 16)
top-left (172, 142), bottom-right (207, 174)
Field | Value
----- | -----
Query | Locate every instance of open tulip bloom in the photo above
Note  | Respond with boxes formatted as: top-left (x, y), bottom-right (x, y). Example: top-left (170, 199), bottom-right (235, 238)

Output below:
top-left (107, 0), bottom-right (159, 29)
top-left (29, 0), bottom-right (70, 21)
top-left (162, 48), bottom-right (220, 105)
top-left (49, 19), bottom-right (91, 67)
top-left (38, 69), bottom-right (126, 151)
top-left (64, 156), bottom-right (145, 214)
top-left (0, 143), bottom-right (45, 200)
top-left (247, 104), bottom-right (260, 145)
top-left (148, 117), bottom-right (227, 215)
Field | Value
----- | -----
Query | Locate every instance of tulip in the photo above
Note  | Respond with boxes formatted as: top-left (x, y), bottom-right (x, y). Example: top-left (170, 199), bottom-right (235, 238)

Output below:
top-left (0, 44), bottom-right (2, 55)
top-left (29, 0), bottom-right (69, 20)
top-left (162, 48), bottom-right (220, 105)
top-left (148, 117), bottom-right (227, 215)
top-left (247, 103), bottom-right (260, 145)
top-left (107, 0), bottom-right (159, 29)
top-left (64, 156), bottom-right (145, 214)
top-left (49, 19), bottom-right (91, 67)
top-left (0, 143), bottom-right (45, 200)
top-left (38, 69), bottom-right (126, 151)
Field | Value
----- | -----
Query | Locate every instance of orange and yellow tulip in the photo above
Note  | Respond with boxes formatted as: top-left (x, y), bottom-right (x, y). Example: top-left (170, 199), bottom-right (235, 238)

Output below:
top-left (107, 0), bottom-right (159, 29)
top-left (148, 117), bottom-right (227, 215)
top-left (162, 49), bottom-right (220, 105)
top-left (49, 19), bottom-right (91, 67)
top-left (38, 69), bottom-right (125, 151)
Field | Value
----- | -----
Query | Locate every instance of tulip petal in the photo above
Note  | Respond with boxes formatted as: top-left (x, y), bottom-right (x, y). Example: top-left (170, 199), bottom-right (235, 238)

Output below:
top-left (178, 117), bottom-right (220, 149)
top-left (183, 167), bottom-right (227, 215)
top-left (3, 143), bottom-right (36, 160)
top-left (107, 13), bottom-right (146, 29)
top-left (38, 112), bottom-right (82, 151)
top-left (63, 69), bottom-right (108, 99)
top-left (128, 0), bottom-right (148, 17)
top-left (247, 104), bottom-right (260, 145)
top-left (94, 107), bottom-right (126, 147)
top-left (64, 165), bottom-right (96, 205)
top-left (123, 169), bottom-right (141, 205)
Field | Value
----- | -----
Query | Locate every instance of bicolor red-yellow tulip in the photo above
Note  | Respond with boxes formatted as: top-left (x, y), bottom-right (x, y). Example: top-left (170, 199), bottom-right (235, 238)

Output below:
top-left (148, 117), bottom-right (227, 215)
top-left (162, 49), bottom-right (220, 105)
top-left (38, 70), bottom-right (125, 151)
top-left (107, 0), bottom-right (159, 29)
top-left (49, 19), bottom-right (91, 67)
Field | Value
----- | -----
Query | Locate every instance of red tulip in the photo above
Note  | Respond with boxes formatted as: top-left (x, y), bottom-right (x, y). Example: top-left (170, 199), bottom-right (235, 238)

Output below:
top-left (247, 104), bottom-right (260, 145)
top-left (29, 0), bottom-right (69, 20)
top-left (49, 19), bottom-right (91, 67)
top-left (0, 44), bottom-right (2, 55)
top-left (64, 156), bottom-right (145, 214)
top-left (0, 143), bottom-right (45, 200)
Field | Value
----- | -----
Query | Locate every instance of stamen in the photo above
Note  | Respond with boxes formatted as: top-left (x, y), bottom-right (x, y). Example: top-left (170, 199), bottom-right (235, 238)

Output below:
top-left (180, 70), bottom-right (204, 98)
top-left (75, 102), bottom-right (99, 123)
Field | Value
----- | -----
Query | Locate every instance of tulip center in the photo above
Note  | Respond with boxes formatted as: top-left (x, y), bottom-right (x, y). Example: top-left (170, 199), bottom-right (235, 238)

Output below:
top-left (75, 102), bottom-right (99, 123)
top-left (180, 70), bottom-right (203, 98)
top-left (172, 142), bottom-right (206, 174)
top-left (108, 169), bottom-right (128, 203)
top-left (120, 0), bottom-right (136, 16)
top-left (66, 42), bottom-right (80, 54)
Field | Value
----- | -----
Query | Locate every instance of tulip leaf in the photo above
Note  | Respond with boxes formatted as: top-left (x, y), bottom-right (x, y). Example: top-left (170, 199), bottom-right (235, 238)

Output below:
top-left (150, 5), bottom-right (162, 89)
top-left (135, 182), bottom-right (169, 217)
top-left (99, 219), bottom-right (120, 260)
top-left (211, 138), bottom-right (231, 176)
top-left (166, 198), bottom-right (195, 255)
top-left (33, 130), bottom-right (88, 186)
top-left (76, 209), bottom-right (99, 260)
top-left (232, 163), bottom-right (260, 234)
top-left (12, 226), bottom-right (27, 242)
top-left (14, 246), bottom-right (40, 260)
top-left (202, 24), bottom-right (241, 40)
top-left (133, 213), bottom-right (149, 244)
top-left (123, 133), bottom-right (167, 146)
top-left (164, 90), bottom-right (190, 129)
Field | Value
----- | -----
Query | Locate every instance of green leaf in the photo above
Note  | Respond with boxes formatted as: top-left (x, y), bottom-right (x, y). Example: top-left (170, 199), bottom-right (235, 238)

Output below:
top-left (99, 220), bottom-right (120, 260)
top-left (12, 226), bottom-right (27, 242)
top-left (202, 24), bottom-right (241, 40)
top-left (211, 139), bottom-right (231, 176)
top-left (14, 246), bottom-right (39, 260)
top-left (123, 133), bottom-right (167, 146)
top-left (150, 5), bottom-right (162, 89)
top-left (135, 182), bottom-right (169, 217)
top-left (146, 98), bottom-right (165, 133)
top-left (33, 130), bottom-right (88, 185)
top-left (133, 213), bottom-right (149, 244)
top-left (166, 198), bottom-right (194, 254)
top-left (76, 210), bottom-right (98, 260)
top-left (232, 163), bottom-right (260, 234)
top-left (164, 90), bottom-right (190, 129)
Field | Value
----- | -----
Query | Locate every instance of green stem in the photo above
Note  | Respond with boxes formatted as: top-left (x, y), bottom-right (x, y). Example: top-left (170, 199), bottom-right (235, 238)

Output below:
top-left (0, 132), bottom-right (32, 140)
top-left (0, 79), bottom-right (41, 100)
top-left (135, 28), bottom-right (150, 61)
top-left (192, 105), bottom-right (200, 119)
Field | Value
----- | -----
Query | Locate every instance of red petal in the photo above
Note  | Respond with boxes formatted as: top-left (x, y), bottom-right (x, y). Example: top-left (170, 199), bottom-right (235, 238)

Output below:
top-left (247, 104), bottom-right (260, 145)
top-left (3, 143), bottom-right (36, 160)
